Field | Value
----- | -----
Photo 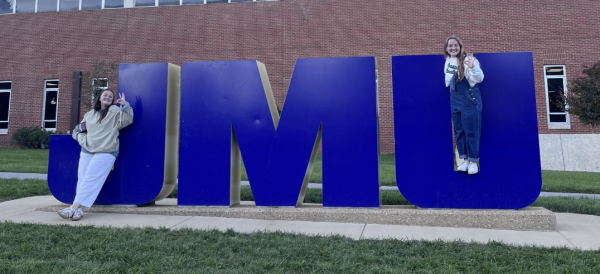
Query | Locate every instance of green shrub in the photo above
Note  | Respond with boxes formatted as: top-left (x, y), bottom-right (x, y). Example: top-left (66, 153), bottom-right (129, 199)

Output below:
top-left (11, 127), bottom-right (53, 149)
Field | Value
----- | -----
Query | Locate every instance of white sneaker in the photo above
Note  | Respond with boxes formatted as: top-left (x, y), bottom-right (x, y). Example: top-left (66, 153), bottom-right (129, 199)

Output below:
top-left (457, 160), bottom-right (469, 172)
top-left (58, 206), bottom-right (75, 219)
top-left (72, 208), bottom-right (84, 221)
top-left (468, 162), bottom-right (479, 175)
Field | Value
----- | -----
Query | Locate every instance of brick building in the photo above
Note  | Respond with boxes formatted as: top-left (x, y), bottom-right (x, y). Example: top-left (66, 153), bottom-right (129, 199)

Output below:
top-left (0, 0), bottom-right (598, 165)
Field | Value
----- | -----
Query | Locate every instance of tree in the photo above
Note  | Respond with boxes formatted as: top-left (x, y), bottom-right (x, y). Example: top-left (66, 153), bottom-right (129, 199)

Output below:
top-left (80, 61), bottom-right (119, 110)
top-left (563, 61), bottom-right (600, 133)
top-left (0, 0), bottom-right (13, 14)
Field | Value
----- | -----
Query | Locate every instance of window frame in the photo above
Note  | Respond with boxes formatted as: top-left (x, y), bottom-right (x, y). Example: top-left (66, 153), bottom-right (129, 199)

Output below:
top-left (137, 0), bottom-right (266, 7)
top-left (543, 65), bottom-right (570, 129)
top-left (0, 81), bottom-right (12, 134)
top-left (32, 0), bottom-right (60, 13)
top-left (0, 0), bottom-right (17, 14)
top-left (2, 0), bottom-right (275, 14)
top-left (92, 77), bottom-right (109, 90)
top-left (5, 0), bottom-right (119, 14)
top-left (42, 79), bottom-right (59, 132)
top-left (13, 0), bottom-right (36, 13)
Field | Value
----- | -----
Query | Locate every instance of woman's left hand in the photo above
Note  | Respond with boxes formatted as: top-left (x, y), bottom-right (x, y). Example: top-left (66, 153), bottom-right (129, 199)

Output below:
top-left (117, 93), bottom-right (127, 106)
top-left (465, 54), bottom-right (476, 69)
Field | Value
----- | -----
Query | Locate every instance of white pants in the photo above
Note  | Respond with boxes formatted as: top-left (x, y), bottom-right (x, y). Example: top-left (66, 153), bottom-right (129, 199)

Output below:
top-left (73, 152), bottom-right (116, 208)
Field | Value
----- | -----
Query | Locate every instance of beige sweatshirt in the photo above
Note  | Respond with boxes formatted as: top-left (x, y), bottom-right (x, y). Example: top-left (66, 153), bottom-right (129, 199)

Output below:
top-left (72, 103), bottom-right (134, 154)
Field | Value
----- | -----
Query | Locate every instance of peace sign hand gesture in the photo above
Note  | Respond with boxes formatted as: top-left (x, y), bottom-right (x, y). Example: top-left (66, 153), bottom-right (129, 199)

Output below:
top-left (465, 54), bottom-right (476, 69)
top-left (117, 93), bottom-right (127, 106)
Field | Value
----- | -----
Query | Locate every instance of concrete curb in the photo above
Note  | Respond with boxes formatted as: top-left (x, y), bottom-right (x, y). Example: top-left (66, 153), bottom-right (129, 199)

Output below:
top-left (36, 201), bottom-right (556, 231)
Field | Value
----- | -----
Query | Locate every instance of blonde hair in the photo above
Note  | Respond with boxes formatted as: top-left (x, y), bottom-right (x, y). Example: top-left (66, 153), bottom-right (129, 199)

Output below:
top-left (443, 35), bottom-right (469, 80)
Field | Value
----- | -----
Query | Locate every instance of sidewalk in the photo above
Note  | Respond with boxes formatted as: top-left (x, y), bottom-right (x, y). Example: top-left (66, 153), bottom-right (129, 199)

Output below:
top-left (1, 195), bottom-right (599, 251)
top-left (0, 172), bottom-right (47, 180)
top-left (3, 172), bottom-right (599, 200)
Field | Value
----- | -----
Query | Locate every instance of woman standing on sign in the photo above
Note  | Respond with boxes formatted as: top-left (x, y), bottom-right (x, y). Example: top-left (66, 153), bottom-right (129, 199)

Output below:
top-left (443, 35), bottom-right (484, 175)
top-left (58, 89), bottom-right (134, 221)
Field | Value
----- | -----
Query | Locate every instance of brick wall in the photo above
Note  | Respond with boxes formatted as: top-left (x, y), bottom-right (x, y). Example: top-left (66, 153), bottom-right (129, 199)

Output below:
top-left (0, 0), bottom-right (598, 152)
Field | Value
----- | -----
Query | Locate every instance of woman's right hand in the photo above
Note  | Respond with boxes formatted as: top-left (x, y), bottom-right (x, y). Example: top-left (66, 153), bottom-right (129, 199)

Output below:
top-left (117, 93), bottom-right (127, 106)
top-left (465, 54), bottom-right (476, 69)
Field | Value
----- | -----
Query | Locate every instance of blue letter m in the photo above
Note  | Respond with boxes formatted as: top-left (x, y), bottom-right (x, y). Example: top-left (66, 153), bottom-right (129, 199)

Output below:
top-left (178, 57), bottom-right (380, 207)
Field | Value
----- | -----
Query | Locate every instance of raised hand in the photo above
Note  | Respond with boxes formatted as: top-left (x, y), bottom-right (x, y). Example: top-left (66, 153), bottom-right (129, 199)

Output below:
top-left (117, 93), bottom-right (127, 106)
top-left (465, 54), bottom-right (476, 69)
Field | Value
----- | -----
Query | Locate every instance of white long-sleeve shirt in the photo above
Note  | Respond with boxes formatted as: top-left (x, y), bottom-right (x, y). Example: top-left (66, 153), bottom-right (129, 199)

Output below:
top-left (444, 56), bottom-right (484, 88)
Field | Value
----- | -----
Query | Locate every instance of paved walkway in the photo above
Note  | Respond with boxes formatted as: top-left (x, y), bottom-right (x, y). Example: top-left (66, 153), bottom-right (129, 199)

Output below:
top-left (0, 172), bottom-right (47, 180)
top-left (1, 196), bottom-right (599, 251)
top-left (3, 172), bottom-right (599, 200)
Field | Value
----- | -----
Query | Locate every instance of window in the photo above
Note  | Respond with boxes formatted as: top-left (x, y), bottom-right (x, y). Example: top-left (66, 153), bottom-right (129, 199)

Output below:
top-left (37, 0), bottom-right (58, 12)
top-left (135, 0), bottom-right (154, 6)
top-left (159, 0), bottom-right (179, 6)
top-left (92, 78), bottom-right (109, 89)
top-left (15, 0), bottom-right (34, 13)
top-left (59, 0), bottom-right (79, 11)
top-left (0, 81), bottom-right (11, 134)
top-left (142, 0), bottom-right (263, 7)
top-left (146, 0), bottom-right (275, 6)
top-left (81, 0), bottom-right (101, 10)
top-left (182, 0), bottom-right (202, 4)
top-left (104, 0), bottom-right (123, 8)
top-left (0, 0), bottom-right (14, 14)
top-left (42, 80), bottom-right (59, 131)
top-left (10, 0), bottom-right (274, 12)
top-left (8, 0), bottom-right (274, 13)
top-left (13, 0), bottom-right (123, 13)
top-left (543, 65), bottom-right (569, 128)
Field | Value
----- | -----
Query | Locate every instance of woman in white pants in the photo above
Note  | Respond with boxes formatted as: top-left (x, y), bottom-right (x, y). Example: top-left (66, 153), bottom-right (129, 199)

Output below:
top-left (58, 89), bottom-right (134, 221)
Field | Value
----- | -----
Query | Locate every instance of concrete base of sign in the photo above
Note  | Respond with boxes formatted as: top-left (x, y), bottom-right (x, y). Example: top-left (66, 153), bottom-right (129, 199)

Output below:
top-left (37, 201), bottom-right (556, 231)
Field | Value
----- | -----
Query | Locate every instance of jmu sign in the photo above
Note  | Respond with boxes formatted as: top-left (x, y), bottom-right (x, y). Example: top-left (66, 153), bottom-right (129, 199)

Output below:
top-left (48, 53), bottom-right (542, 209)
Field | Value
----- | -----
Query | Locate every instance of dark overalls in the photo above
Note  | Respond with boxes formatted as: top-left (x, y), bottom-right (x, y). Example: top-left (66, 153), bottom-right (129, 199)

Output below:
top-left (450, 73), bottom-right (482, 162)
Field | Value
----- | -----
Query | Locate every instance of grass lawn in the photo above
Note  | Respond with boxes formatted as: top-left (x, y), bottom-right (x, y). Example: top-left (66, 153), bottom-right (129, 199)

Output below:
top-left (1, 222), bottom-right (599, 274)
top-left (1, 148), bottom-right (600, 194)
top-left (0, 178), bottom-right (53, 203)
top-left (532, 196), bottom-right (600, 216)
top-left (0, 148), bottom-right (49, 174)
top-left (541, 170), bottom-right (600, 194)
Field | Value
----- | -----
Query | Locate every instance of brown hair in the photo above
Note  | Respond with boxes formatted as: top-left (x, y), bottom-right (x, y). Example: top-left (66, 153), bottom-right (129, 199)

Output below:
top-left (93, 89), bottom-right (113, 123)
top-left (443, 35), bottom-right (469, 80)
